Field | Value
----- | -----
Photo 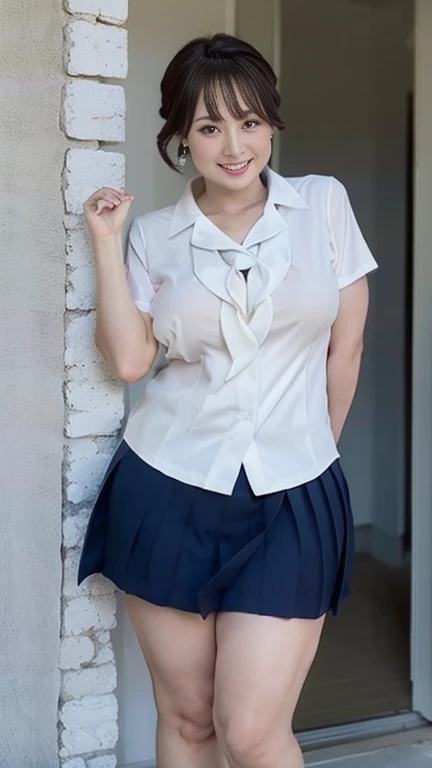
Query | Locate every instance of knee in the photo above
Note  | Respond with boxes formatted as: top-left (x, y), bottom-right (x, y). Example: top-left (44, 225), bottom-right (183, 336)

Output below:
top-left (159, 701), bottom-right (215, 745)
top-left (214, 709), bottom-right (284, 767)
top-left (176, 713), bottom-right (215, 745)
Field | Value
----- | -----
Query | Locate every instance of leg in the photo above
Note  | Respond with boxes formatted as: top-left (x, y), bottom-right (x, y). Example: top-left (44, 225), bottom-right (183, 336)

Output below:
top-left (213, 611), bottom-right (326, 768)
top-left (125, 594), bottom-right (228, 768)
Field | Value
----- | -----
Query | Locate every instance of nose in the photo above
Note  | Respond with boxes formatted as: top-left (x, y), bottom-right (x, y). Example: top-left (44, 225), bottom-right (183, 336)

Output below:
top-left (222, 129), bottom-right (245, 159)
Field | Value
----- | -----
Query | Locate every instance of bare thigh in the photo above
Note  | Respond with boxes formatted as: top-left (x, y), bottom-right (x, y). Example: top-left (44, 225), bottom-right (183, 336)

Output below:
top-left (125, 595), bottom-right (217, 740)
top-left (213, 612), bottom-right (326, 758)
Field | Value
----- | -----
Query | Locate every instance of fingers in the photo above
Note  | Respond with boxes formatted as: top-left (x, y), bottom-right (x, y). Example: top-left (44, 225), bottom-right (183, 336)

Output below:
top-left (97, 188), bottom-right (129, 210)
top-left (85, 187), bottom-right (134, 214)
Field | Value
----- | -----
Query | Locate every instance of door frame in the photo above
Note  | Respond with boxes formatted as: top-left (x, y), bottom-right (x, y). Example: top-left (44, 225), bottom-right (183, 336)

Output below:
top-left (411, 0), bottom-right (432, 722)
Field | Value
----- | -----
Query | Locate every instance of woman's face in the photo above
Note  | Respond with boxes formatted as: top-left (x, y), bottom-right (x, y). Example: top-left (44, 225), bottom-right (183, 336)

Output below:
top-left (186, 87), bottom-right (273, 191)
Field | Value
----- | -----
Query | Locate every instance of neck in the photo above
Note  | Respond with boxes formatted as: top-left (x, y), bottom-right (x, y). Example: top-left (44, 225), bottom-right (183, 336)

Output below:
top-left (196, 171), bottom-right (268, 216)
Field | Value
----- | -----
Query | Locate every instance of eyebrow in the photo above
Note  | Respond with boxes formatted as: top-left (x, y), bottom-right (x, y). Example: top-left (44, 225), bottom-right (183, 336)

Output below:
top-left (193, 110), bottom-right (255, 124)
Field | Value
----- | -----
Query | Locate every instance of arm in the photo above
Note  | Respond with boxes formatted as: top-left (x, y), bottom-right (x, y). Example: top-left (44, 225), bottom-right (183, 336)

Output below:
top-left (84, 186), bottom-right (158, 383)
top-left (326, 276), bottom-right (369, 443)
top-left (93, 233), bottom-right (158, 382)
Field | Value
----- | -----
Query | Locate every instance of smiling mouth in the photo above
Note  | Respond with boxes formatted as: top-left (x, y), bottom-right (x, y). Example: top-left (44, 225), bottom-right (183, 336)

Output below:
top-left (218, 159), bottom-right (252, 171)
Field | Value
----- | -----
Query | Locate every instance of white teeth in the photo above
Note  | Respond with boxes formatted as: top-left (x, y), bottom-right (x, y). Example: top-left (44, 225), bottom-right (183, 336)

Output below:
top-left (221, 160), bottom-right (250, 170)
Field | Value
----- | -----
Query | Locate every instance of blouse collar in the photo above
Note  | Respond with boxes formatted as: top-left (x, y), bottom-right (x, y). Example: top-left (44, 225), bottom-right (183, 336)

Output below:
top-left (168, 166), bottom-right (309, 243)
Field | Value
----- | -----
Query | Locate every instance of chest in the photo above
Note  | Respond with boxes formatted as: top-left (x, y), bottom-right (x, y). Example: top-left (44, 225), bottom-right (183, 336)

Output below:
top-left (148, 223), bottom-right (339, 361)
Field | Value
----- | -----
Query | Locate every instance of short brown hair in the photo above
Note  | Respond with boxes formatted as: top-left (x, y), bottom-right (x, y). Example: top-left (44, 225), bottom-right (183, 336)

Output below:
top-left (157, 33), bottom-right (285, 172)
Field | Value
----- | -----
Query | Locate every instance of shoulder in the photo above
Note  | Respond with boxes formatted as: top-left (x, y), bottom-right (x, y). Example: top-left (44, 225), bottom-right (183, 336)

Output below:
top-left (282, 175), bottom-right (351, 226)
top-left (284, 173), bottom-right (346, 201)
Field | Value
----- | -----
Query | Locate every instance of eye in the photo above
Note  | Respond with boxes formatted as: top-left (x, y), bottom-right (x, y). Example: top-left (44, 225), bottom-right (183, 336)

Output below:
top-left (199, 125), bottom-right (220, 135)
top-left (243, 119), bottom-right (260, 129)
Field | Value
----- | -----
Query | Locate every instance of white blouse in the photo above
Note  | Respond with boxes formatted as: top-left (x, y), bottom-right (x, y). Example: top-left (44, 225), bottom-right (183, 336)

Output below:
top-left (123, 167), bottom-right (378, 495)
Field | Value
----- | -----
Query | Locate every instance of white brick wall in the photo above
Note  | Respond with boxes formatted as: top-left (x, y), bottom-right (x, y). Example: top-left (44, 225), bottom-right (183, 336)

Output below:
top-left (63, 80), bottom-right (126, 142)
top-left (60, 636), bottom-right (96, 670)
top-left (60, 3), bottom-right (128, 765)
top-left (63, 759), bottom-right (87, 768)
top-left (65, 0), bottom-right (129, 26)
top-left (65, 377), bottom-right (124, 438)
top-left (87, 755), bottom-right (117, 768)
top-left (63, 148), bottom-right (125, 215)
top-left (63, 436), bottom-right (117, 506)
top-left (62, 662), bottom-right (117, 699)
top-left (65, 21), bottom-right (128, 78)
top-left (63, 511), bottom-right (89, 549)
top-left (63, 594), bottom-right (117, 637)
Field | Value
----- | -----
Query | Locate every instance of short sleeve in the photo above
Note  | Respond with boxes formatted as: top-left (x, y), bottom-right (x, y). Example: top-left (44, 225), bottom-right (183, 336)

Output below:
top-left (125, 217), bottom-right (157, 313)
top-left (327, 176), bottom-right (378, 289)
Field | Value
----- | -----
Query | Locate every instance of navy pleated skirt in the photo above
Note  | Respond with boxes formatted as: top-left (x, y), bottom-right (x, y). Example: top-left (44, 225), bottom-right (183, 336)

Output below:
top-left (78, 440), bottom-right (354, 619)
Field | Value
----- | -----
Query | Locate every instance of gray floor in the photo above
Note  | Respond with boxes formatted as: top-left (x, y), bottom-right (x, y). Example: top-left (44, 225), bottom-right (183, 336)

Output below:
top-left (137, 728), bottom-right (432, 768)
top-left (305, 726), bottom-right (432, 766)
top-left (307, 744), bottom-right (432, 766)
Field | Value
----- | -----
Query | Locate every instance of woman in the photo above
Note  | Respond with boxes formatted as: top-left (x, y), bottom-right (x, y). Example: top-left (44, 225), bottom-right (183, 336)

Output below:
top-left (78, 33), bottom-right (377, 768)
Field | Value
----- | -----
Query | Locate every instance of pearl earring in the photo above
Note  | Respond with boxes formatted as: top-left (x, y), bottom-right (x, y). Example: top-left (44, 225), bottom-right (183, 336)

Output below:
top-left (178, 141), bottom-right (188, 168)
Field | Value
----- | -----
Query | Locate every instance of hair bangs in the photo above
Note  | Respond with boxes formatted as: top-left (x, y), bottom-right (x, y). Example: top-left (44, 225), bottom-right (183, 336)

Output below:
top-left (200, 62), bottom-right (278, 127)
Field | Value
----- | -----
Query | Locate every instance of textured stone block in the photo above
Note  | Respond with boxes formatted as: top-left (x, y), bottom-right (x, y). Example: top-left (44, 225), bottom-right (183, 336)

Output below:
top-left (62, 758), bottom-right (86, 768)
top-left (63, 594), bottom-right (117, 636)
top-left (64, 214), bottom-right (86, 232)
top-left (65, 311), bottom-right (98, 367)
top-left (63, 149), bottom-right (125, 215)
top-left (66, 263), bottom-right (95, 311)
top-left (64, 310), bottom-right (124, 437)
top-left (62, 662), bottom-right (117, 699)
top-left (63, 80), bottom-right (125, 142)
top-left (59, 695), bottom-right (118, 757)
top-left (63, 436), bottom-right (117, 506)
top-left (65, 226), bottom-right (95, 310)
top-left (60, 721), bottom-right (118, 758)
top-left (64, 312), bottom-right (116, 382)
top-left (95, 631), bottom-right (111, 645)
top-left (60, 635), bottom-right (95, 670)
top-left (65, 0), bottom-right (128, 25)
top-left (65, 20), bottom-right (128, 78)
top-left (60, 694), bottom-right (118, 729)
top-left (93, 642), bottom-right (115, 666)
top-left (63, 511), bottom-right (90, 549)
top-left (87, 755), bottom-right (117, 768)
top-left (66, 228), bottom-right (92, 271)
top-left (65, 376), bottom-right (124, 438)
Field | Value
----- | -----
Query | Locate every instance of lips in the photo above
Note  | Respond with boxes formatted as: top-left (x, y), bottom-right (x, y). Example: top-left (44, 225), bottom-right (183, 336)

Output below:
top-left (218, 159), bottom-right (253, 175)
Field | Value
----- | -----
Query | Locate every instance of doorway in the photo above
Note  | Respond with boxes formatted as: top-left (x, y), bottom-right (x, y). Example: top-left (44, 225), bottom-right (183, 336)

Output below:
top-left (268, 0), bottom-right (415, 732)
top-left (110, 0), bottom-right (432, 765)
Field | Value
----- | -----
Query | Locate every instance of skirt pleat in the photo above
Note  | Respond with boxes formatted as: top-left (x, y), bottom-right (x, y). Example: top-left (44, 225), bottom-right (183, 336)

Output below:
top-left (78, 440), bottom-right (355, 620)
top-left (329, 461), bottom-right (355, 611)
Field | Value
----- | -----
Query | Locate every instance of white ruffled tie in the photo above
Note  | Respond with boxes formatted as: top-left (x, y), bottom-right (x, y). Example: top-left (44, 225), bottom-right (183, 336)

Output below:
top-left (219, 249), bottom-right (274, 381)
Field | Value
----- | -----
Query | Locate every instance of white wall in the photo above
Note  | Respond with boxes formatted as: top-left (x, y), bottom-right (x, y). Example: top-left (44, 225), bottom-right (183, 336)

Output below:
top-left (279, 0), bottom-right (412, 550)
top-left (0, 2), bottom-right (66, 765)
top-left (115, 4), bottom-right (229, 765)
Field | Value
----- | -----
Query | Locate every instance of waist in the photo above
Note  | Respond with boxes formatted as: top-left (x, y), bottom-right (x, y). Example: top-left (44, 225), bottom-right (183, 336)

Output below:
top-left (123, 410), bottom-right (339, 496)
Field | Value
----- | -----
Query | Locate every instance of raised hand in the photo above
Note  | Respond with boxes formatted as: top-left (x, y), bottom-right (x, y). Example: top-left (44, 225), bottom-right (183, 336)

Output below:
top-left (83, 186), bottom-right (135, 240)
